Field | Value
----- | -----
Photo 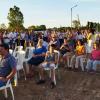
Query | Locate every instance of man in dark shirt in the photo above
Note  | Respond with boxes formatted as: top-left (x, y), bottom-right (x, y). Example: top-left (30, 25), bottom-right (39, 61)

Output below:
top-left (0, 43), bottom-right (16, 87)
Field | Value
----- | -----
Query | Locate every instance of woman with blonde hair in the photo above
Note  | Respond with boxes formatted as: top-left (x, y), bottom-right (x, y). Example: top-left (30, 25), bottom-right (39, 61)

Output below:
top-left (27, 39), bottom-right (47, 77)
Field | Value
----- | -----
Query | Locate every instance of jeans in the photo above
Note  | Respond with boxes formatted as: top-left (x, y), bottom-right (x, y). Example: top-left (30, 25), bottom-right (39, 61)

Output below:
top-left (86, 59), bottom-right (100, 71)
top-left (70, 55), bottom-right (84, 71)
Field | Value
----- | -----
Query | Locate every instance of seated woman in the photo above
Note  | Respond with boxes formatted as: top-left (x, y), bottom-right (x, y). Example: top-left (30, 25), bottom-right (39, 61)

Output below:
top-left (27, 39), bottom-right (47, 77)
top-left (69, 40), bottom-right (86, 71)
top-left (86, 42), bottom-right (100, 72)
top-left (37, 44), bottom-right (58, 89)
top-left (60, 37), bottom-right (71, 67)
top-left (60, 37), bottom-right (70, 55)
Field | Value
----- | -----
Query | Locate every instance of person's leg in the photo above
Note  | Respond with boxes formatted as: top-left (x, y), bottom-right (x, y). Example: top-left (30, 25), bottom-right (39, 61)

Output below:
top-left (69, 55), bottom-right (75, 68)
top-left (80, 55), bottom-right (85, 71)
top-left (92, 60), bottom-right (100, 71)
top-left (62, 54), bottom-right (67, 67)
top-left (86, 59), bottom-right (93, 71)
top-left (27, 57), bottom-right (36, 75)
top-left (23, 62), bottom-right (29, 75)
top-left (50, 63), bottom-right (56, 88)
top-left (67, 53), bottom-right (73, 68)
top-left (75, 56), bottom-right (80, 69)
top-left (37, 63), bottom-right (46, 84)
top-left (50, 64), bottom-right (56, 83)
top-left (38, 63), bottom-right (45, 80)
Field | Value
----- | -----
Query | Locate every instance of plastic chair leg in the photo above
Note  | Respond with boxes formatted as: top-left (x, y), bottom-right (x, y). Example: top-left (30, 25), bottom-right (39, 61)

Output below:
top-left (10, 84), bottom-right (15, 100)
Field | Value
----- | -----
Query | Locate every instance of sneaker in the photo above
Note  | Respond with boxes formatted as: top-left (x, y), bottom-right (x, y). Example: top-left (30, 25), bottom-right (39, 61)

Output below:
top-left (50, 82), bottom-right (56, 89)
top-left (36, 80), bottom-right (45, 85)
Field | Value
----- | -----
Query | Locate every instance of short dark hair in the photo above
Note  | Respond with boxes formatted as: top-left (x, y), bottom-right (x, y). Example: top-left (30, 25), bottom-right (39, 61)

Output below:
top-left (50, 43), bottom-right (56, 48)
top-left (0, 43), bottom-right (9, 50)
top-left (64, 37), bottom-right (67, 40)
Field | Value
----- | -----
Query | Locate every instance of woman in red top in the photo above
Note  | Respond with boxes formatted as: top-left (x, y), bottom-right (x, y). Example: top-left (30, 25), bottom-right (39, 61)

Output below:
top-left (86, 42), bottom-right (100, 72)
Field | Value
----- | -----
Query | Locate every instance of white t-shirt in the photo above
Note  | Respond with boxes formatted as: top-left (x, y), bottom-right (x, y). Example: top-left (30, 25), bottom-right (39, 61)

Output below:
top-left (58, 32), bottom-right (64, 39)
top-left (76, 34), bottom-right (84, 40)
top-left (20, 33), bottom-right (25, 40)
top-left (8, 32), bottom-right (14, 40)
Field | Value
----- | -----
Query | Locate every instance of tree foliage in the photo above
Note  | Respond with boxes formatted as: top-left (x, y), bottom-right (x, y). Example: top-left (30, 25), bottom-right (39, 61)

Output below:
top-left (28, 25), bottom-right (46, 31)
top-left (7, 5), bottom-right (24, 31)
top-left (72, 20), bottom-right (80, 29)
top-left (87, 21), bottom-right (100, 32)
top-left (0, 23), bottom-right (7, 30)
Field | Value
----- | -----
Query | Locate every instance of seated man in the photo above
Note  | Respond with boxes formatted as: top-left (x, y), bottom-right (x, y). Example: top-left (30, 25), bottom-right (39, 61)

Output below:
top-left (0, 43), bottom-right (16, 87)
top-left (86, 42), bottom-right (100, 72)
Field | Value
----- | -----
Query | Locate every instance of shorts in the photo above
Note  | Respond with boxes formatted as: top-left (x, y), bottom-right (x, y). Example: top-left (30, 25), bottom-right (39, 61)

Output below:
top-left (28, 57), bottom-right (45, 66)
top-left (0, 80), bottom-right (6, 87)
top-left (41, 62), bottom-right (55, 69)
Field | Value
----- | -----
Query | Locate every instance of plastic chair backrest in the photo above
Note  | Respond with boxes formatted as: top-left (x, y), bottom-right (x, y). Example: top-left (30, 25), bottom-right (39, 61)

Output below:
top-left (25, 47), bottom-right (35, 59)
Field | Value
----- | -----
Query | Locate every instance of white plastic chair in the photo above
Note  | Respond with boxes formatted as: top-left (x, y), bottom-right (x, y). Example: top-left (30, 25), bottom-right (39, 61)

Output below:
top-left (44, 50), bottom-right (60, 85)
top-left (12, 46), bottom-right (23, 57)
top-left (9, 49), bottom-right (13, 55)
top-left (0, 79), bottom-right (15, 100)
top-left (80, 55), bottom-right (88, 71)
top-left (24, 47), bottom-right (35, 62)
top-left (15, 50), bottom-right (26, 86)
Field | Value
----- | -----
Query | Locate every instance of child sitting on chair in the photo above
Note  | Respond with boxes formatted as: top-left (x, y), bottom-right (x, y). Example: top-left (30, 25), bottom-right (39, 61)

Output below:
top-left (37, 44), bottom-right (58, 89)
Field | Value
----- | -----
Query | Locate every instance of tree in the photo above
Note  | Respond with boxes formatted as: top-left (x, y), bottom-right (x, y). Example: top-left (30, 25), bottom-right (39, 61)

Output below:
top-left (39, 25), bottom-right (46, 30)
top-left (0, 23), bottom-right (7, 30)
top-left (28, 25), bottom-right (46, 31)
top-left (7, 5), bottom-right (24, 31)
top-left (28, 25), bottom-right (36, 30)
top-left (72, 20), bottom-right (80, 29)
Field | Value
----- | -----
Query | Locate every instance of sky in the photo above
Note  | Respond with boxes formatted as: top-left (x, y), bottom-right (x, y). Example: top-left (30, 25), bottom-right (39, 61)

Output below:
top-left (0, 0), bottom-right (100, 28)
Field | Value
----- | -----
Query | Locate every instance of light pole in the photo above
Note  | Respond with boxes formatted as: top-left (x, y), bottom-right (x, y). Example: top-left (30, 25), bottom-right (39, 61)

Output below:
top-left (71, 5), bottom-right (78, 28)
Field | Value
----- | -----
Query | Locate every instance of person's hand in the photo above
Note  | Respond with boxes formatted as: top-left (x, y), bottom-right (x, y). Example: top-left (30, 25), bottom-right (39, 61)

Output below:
top-left (33, 54), bottom-right (37, 57)
top-left (0, 77), bottom-right (7, 82)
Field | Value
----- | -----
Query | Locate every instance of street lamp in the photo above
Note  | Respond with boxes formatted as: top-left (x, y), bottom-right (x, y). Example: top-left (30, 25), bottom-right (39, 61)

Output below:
top-left (71, 5), bottom-right (78, 28)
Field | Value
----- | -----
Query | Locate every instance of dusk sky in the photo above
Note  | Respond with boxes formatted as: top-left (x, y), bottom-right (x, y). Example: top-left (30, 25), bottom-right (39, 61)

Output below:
top-left (0, 0), bottom-right (100, 28)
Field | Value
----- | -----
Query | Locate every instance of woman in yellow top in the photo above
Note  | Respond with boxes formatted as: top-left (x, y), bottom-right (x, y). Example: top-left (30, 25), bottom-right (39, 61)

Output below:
top-left (76, 41), bottom-right (85, 56)
top-left (69, 40), bottom-right (86, 71)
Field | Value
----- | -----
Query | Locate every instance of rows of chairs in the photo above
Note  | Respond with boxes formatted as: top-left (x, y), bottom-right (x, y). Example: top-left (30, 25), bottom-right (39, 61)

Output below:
top-left (0, 45), bottom-right (90, 100)
top-left (2, 45), bottom-right (94, 99)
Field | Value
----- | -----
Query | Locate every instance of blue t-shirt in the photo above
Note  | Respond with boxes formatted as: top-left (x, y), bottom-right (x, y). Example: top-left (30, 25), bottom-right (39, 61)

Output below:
top-left (33, 46), bottom-right (47, 59)
top-left (0, 53), bottom-right (17, 77)
top-left (33, 46), bottom-right (47, 55)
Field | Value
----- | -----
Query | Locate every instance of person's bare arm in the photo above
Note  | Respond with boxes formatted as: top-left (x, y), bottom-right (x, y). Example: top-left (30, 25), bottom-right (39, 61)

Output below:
top-left (0, 67), bottom-right (16, 82)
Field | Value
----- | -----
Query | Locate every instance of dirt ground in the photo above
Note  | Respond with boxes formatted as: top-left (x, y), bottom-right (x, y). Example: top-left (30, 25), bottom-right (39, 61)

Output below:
top-left (0, 68), bottom-right (100, 100)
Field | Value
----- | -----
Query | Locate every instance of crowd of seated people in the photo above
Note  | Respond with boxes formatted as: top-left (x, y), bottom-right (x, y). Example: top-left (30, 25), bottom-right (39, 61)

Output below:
top-left (0, 28), bottom-right (100, 89)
